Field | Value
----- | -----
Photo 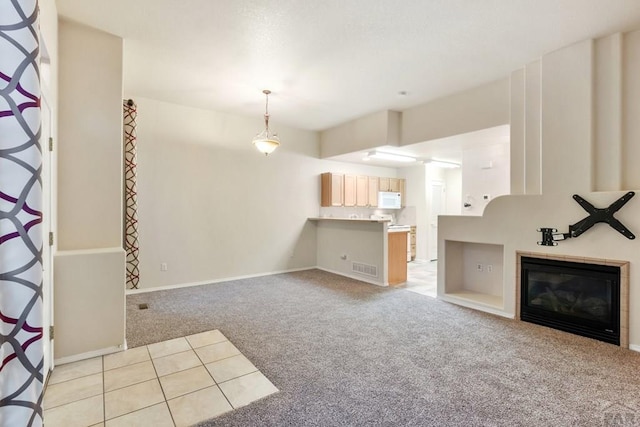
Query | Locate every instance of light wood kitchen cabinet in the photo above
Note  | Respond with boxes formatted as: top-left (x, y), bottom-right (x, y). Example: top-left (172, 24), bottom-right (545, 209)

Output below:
top-left (367, 176), bottom-right (379, 207)
top-left (321, 173), bottom-right (405, 209)
top-left (321, 173), bottom-right (344, 207)
top-left (388, 231), bottom-right (408, 285)
top-left (379, 177), bottom-right (401, 192)
top-left (379, 177), bottom-right (390, 192)
top-left (389, 178), bottom-right (400, 192)
top-left (344, 174), bottom-right (357, 206)
top-left (356, 175), bottom-right (368, 207)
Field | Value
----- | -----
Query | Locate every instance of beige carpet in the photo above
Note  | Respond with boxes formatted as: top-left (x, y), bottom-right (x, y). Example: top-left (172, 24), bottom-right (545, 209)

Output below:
top-left (126, 269), bottom-right (640, 426)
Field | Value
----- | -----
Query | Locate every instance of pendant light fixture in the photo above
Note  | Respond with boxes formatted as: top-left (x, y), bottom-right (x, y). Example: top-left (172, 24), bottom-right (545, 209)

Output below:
top-left (252, 89), bottom-right (281, 155)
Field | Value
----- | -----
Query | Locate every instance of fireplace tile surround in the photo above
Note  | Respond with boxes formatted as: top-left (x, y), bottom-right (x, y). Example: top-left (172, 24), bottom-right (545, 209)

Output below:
top-left (516, 251), bottom-right (629, 348)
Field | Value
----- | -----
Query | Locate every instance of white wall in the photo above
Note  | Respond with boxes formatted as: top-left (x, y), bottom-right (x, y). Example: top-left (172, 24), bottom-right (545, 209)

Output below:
top-left (133, 97), bottom-right (396, 289)
top-left (58, 20), bottom-right (123, 250)
top-left (623, 30), bottom-right (640, 189)
top-left (401, 78), bottom-right (510, 146)
top-left (510, 62), bottom-right (542, 195)
top-left (461, 142), bottom-right (510, 216)
top-left (445, 168), bottom-right (462, 214)
top-left (541, 41), bottom-right (593, 195)
top-left (40, 0), bottom-right (58, 105)
top-left (54, 248), bottom-right (125, 361)
top-left (320, 110), bottom-right (401, 158)
top-left (594, 34), bottom-right (622, 191)
top-left (56, 20), bottom-right (125, 359)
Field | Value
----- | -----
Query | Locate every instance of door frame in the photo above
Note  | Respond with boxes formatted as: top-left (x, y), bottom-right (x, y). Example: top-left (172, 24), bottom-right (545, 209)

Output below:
top-left (41, 80), bottom-right (55, 378)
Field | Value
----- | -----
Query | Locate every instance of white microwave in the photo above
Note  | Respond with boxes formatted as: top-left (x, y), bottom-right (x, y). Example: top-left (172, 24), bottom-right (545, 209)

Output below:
top-left (378, 192), bottom-right (401, 209)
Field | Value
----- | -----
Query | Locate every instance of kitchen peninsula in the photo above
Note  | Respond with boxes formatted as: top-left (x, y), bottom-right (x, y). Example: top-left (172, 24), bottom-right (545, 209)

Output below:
top-left (308, 217), bottom-right (408, 286)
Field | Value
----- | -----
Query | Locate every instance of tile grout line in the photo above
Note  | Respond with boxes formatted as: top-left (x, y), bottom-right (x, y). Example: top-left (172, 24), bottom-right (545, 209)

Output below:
top-left (148, 343), bottom-right (178, 427)
top-left (190, 332), bottom-right (236, 410)
top-left (42, 377), bottom-right (104, 412)
top-left (215, 368), bottom-right (260, 386)
top-left (201, 349), bottom-right (244, 365)
top-left (103, 347), bottom-right (174, 424)
top-left (102, 355), bottom-right (106, 424)
top-left (103, 359), bottom-right (159, 395)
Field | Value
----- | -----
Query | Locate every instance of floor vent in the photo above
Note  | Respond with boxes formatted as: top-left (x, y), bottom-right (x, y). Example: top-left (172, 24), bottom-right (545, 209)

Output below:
top-left (138, 303), bottom-right (149, 310)
top-left (352, 262), bottom-right (378, 277)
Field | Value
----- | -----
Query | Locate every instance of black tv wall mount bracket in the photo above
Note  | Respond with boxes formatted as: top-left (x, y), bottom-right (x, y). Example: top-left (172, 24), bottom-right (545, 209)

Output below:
top-left (537, 191), bottom-right (636, 246)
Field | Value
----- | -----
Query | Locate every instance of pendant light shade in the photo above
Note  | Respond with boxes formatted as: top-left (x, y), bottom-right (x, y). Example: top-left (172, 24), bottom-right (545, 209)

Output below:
top-left (252, 89), bottom-right (280, 155)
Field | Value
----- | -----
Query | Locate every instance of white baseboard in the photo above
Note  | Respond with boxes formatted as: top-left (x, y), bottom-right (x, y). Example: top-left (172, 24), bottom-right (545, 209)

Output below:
top-left (126, 267), bottom-right (315, 295)
top-left (55, 342), bottom-right (127, 366)
top-left (315, 267), bottom-right (387, 287)
top-left (628, 344), bottom-right (640, 353)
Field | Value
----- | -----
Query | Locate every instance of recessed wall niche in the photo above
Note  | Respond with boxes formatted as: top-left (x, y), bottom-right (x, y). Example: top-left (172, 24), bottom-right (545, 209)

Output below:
top-left (444, 241), bottom-right (505, 311)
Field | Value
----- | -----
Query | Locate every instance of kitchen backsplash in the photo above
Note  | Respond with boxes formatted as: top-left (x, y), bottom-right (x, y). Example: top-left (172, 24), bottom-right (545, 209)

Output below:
top-left (318, 206), bottom-right (416, 225)
top-left (395, 206), bottom-right (416, 225)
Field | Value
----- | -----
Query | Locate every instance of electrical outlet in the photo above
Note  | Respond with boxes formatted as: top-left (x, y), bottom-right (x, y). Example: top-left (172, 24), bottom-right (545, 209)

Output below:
top-left (487, 264), bottom-right (493, 273)
top-left (160, 263), bottom-right (168, 271)
top-left (476, 263), bottom-right (483, 272)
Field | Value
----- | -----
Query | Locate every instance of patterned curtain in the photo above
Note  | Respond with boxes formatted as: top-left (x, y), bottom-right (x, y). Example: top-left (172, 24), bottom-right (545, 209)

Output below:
top-left (0, 1), bottom-right (44, 426)
top-left (123, 100), bottom-right (140, 289)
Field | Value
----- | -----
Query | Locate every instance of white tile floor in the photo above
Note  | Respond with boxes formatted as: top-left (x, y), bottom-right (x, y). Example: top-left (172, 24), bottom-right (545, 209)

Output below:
top-left (403, 259), bottom-right (437, 297)
top-left (44, 330), bottom-right (278, 427)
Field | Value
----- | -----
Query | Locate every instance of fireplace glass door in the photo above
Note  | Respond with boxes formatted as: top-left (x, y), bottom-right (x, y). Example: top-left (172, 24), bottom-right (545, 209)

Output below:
top-left (520, 257), bottom-right (620, 345)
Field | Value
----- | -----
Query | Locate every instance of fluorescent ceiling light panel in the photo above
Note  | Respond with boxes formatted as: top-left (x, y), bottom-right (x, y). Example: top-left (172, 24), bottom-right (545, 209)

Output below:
top-left (428, 160), bottom-right (460, 168)
top-left (367, 151), bottom-right (417, 163)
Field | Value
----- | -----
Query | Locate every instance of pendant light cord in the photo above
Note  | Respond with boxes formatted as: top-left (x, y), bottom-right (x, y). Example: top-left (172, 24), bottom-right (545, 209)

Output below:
top-left (264, 91), bottom-right (270, 130)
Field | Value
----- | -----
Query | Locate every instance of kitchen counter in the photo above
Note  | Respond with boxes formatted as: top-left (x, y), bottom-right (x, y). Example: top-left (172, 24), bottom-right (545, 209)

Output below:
top-left (307, 217), bottom-right (390, 223)
top-left (309, 217), bottom-right (408, 287)
top-left (309, 217), bottom-right (410, 232)
top-left (387, 224), bottom-right (411, 232)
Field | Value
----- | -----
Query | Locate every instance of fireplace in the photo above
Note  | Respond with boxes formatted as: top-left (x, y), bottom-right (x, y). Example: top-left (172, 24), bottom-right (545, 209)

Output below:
top-left (520, 256), bottom-right (621, 345)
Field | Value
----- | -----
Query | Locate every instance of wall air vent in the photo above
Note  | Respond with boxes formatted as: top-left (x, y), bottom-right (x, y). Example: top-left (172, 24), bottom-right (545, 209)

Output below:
top-left (352, 262), bottom-right (378, 277)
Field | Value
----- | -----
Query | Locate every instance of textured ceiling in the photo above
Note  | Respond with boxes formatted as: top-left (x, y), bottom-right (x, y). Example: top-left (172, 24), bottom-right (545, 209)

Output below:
top-left (57, 0), bottom-right (640, 132)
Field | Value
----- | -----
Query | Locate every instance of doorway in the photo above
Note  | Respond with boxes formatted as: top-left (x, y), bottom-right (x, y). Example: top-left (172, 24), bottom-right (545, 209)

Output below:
top-left (403, 179), bottom-right (444, 298)
top-left (428, 180), bottom-right (445, 261)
